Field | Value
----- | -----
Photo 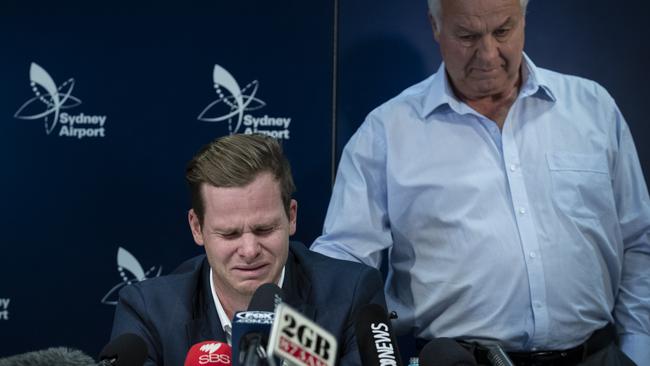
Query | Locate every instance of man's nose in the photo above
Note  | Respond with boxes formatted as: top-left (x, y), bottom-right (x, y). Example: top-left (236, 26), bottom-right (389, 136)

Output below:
top-left (476, 35), bottom-right (499, 63)
top-left (238, 233), bottom-right (261, 259)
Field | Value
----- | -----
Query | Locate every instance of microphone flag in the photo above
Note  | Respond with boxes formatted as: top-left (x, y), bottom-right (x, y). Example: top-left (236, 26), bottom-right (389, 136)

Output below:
top-left (267, 303), bottom-right (337, 366)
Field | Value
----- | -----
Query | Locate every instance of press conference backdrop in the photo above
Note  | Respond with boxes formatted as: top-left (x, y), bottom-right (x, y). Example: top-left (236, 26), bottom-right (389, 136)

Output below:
top-left (1, 0), bottom-right (648, 358)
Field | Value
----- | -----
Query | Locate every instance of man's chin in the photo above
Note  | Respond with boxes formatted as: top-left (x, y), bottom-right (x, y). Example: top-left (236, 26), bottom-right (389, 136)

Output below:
top-left (235, 279), bottom-right (270, 297)
top-left (471, 82), bottom-right (511, 99)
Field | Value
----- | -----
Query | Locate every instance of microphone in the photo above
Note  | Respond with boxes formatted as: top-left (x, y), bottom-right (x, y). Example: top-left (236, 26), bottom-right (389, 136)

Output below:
top-left (418, 338), bottom-right (477, 366)
top-left (0, 347), bottom-right (95, 366)
top-left (267, 302), bottom-right (338, 366)
top-left (98, 333), bottom-right (148, 366)
top-left (184, 341), bottom-right (232, 366)
top-left (247, 283), bottom-right (283, 312)
top-left (354, 303), bottom-right (403, 366)
top-left (231, 283), bottom-right (284, 366)
top-left (485, 344), bottom-right (514, 366)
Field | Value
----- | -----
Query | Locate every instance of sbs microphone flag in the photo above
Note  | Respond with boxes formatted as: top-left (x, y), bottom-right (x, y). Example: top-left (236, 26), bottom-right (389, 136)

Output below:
top-left (184, 341), bottom-right (232, 366)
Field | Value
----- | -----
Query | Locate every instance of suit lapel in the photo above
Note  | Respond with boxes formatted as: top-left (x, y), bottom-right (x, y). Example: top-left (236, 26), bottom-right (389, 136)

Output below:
top-left (186, 259), bottom-right (228, 345)
top-left (282, 244), bottom-right (316, 320)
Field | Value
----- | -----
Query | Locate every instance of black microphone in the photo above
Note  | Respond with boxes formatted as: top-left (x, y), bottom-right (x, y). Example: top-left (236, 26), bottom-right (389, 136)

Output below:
top-left (0, 347), bottom-right (95, 366)
top-left (98, 333), bottom-right (148, 366)
top-left (248, 283), bottom-right (283, 312)
top-left (485, 344), bottom-right (514, 366)
top-left (231, 283), bottom-right (284, 366)
top-left (418, 338), bottom-right (477, 366)
top-left (354, 303), bottom-right (403, 366)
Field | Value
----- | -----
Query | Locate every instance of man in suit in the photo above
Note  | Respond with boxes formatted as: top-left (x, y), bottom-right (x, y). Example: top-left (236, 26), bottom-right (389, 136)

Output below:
top-left (110, 134), bottom-right (386, 365)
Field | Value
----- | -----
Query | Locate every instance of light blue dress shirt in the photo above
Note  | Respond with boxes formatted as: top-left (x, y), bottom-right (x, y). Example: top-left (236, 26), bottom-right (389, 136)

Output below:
top-left (311, 55), bottom-right (650, 364)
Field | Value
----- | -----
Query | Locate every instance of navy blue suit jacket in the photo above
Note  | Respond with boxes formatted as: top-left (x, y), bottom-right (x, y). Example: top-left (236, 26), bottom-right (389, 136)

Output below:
top-left (110, 242), bottom-right (386, 365)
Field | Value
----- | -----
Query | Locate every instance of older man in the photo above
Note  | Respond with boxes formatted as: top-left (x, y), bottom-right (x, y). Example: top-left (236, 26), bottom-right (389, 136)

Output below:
top-left (110, 134), bottom-right (386, 365)
top-left (311, 0), bottom-right (649, 365)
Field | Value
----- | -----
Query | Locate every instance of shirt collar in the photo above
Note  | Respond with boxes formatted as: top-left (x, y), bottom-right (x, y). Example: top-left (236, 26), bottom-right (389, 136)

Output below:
top-left (423, 52), bottom-right (556, 118)
top-left (519, 53), bottom-right (556, 102)
top-left (209, 266), bottom-right (286, 343)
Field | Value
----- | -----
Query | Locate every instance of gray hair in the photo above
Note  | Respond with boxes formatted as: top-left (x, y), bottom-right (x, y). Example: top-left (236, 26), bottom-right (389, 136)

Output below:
top-left (428, 0), bottom-right (530, 28)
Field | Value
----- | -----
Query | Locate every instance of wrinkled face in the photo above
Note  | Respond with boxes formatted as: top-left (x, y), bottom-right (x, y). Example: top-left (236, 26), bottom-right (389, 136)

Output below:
top-left (433, 0), bottom-right (525, 100)
top-left (188, 172), bottom-right (297, 303)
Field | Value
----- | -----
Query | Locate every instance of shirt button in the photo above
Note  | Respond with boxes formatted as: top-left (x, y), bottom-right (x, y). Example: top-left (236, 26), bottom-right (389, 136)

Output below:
top-left (529, 252), bottom-right (536, 258)
top-left (533, 302), bottom-right (543, 309)
top-left (519, 207), bottom-right (526, 214)
top-left (510, 164), bottom-right (517, 172)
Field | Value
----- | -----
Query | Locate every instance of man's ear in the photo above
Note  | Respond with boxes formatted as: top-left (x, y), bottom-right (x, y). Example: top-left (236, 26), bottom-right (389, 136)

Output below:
top-left (188, 209), bottom-right (205, 246)
top-left (288, 199), bottom-right (297, 236)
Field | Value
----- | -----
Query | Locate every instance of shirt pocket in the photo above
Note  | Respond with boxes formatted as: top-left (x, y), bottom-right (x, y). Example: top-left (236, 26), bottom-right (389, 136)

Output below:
top-left (546, 152), bottom-right (614, 220)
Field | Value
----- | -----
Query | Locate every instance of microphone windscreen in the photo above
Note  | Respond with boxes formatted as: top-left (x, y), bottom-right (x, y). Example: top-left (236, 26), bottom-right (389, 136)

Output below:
top-left (184, 341), bottom-right (232, 366)
top-left (354, 303), bottom-right (403, 366)
top-left (247, 283), bottom-right (284, 312)
top-left (419, 338), bottom-right (477, 366)
top-left (99, 333), bottom-right (148, 366)
top-left (0, 347), bottom-right (95, 366)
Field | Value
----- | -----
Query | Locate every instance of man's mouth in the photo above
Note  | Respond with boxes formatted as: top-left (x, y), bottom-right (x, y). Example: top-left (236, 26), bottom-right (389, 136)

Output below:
top-left (233, 264), bottom-right (269, 277)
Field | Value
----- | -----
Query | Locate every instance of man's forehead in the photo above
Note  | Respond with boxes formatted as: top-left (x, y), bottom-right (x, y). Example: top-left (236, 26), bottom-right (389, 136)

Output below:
top-left (451, 14), bottom-right (518, 32)
top-left (209, 212), bottom-right (283, 231)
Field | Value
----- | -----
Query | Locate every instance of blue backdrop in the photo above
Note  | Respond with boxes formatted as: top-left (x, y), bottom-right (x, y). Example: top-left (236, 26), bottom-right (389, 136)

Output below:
top-left (1, 0), bottom-right (648, 360)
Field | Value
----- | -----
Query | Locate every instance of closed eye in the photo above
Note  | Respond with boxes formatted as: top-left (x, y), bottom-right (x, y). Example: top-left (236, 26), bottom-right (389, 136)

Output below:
top-left (216, 231), bottom-right (240, 240)
top-left (253, 226), bottom-right (276, 236)
top-left (493, 28), bottom-right (510, 38)
top-left (459, 34), bottom-right (479, 42)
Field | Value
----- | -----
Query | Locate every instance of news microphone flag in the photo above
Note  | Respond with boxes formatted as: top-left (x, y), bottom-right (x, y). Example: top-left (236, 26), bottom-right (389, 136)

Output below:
top-left (354, 303), bottom-right (403, 366)
top-left (267, 303), bottom-right (337, 366)
top-left (184, 341), bottom-right (232, 366)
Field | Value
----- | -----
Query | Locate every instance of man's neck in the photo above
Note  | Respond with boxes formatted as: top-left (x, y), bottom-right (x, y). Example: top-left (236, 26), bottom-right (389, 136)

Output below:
top-left (465, 89), bottom-right (519, 129)
top-left (209, 271), bottom-right (249, 321)
top-left (453, 71), bottom-right (522, 130)
top-left (219, 294), bottom-right (248, 321)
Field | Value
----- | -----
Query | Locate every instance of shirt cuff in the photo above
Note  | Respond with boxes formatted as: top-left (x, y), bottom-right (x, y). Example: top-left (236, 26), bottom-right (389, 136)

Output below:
top-left (619, 333), bottom-right (650, 365)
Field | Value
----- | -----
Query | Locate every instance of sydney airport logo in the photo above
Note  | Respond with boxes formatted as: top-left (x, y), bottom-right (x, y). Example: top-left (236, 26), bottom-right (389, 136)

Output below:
top-left (14, 62), bottom-right (107, 139)
top-left (197, 64), bottom-right (292, 140)
top-left (101, 247), bottom-right (163, 305)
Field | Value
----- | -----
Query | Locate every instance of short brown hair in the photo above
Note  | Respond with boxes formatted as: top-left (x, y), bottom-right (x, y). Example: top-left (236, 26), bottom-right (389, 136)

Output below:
top-left (185, 134), bottom-right (296, 225)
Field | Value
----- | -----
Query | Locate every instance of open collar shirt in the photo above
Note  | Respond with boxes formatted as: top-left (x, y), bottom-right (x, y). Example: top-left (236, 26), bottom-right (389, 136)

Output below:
top-left (312, 54), bottom-right (650, 364)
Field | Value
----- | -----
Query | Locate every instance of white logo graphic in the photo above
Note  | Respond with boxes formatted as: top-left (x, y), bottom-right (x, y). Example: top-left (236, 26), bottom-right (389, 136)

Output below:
top-left (14, 62), bottom-right (107, 139)
top-left (200, 343), bottom-right (223, 354)
top-left (0, 298), bottom-right (9, 321)
top-left (101, 247), bottom-right (163, 305)
top-left (197, 64), bottom-right (292, 139)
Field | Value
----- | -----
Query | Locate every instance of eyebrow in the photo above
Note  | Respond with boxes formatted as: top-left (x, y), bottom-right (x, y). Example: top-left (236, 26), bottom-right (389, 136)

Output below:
top-left (455, 16), bottom-right (516, 33)
top-left (211, 217), bottom-right (282, 234)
